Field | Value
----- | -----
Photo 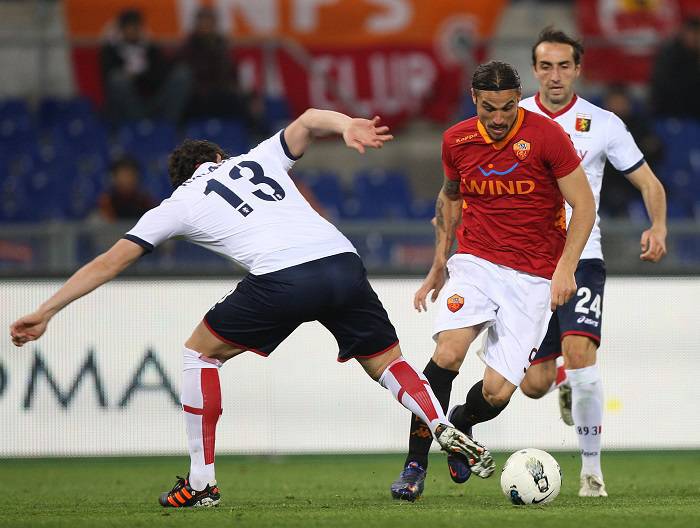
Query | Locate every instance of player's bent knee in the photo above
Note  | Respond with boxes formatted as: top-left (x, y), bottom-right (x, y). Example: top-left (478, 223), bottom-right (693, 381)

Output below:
top-left (432, 343), bottom-right (467, 370)
top-left (482, 389), bottom-right (511, 408)
top-left (185, 321), bottom-right (245, 363)
top-left (520, 381), bottom-right (548, 399)
top-left (520, 369), bottom-right (553, 399)
top-left (359, 344), bottom-right (402, 381)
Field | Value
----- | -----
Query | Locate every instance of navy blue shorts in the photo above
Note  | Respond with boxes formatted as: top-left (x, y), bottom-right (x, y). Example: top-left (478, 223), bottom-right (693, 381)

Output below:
top-left (203, 252), bottom-right (399, 362)
top-left (531, 259), bottom-right (606, 365)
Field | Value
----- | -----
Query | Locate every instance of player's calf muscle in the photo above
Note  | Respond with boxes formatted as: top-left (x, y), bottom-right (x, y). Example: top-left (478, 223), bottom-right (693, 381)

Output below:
top-left (561, 336), bottom-right (597, 369)
top-left (521, 362), bottom-right (556, 398)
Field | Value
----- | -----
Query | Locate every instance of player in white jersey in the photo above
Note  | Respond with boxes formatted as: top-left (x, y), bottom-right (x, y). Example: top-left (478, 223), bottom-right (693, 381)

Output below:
top-left (519, 28), bottom-right (668, 497)
top-left (10, 108), bottom-right (494, 508)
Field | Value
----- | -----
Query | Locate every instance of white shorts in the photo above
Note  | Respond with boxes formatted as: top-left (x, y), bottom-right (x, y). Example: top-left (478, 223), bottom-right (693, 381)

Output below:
top-left (433, 254), bottom-right (552, 386)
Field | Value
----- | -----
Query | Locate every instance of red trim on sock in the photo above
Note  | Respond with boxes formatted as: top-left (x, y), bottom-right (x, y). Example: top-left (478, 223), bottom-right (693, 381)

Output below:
top-left (202, 318), bottom-right (270, 357)
top-left (556, 364), bottom-right (567, 386)
top-left (389, 360), bottom-right (438, 422)
top-left (183, 404), bottom-right (204, 415)
top-left (200, 369), bottom-right (222, 465)
top-left (336, 340), bottom-right (400, 363)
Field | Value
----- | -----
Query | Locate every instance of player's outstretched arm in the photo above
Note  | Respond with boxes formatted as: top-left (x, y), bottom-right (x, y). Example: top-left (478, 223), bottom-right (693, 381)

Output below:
top-left (414, 178), bottom-right (461, 312)
top-left (551, 166), bottom-right (596, 310)
top-left (626, 162), bottom-right (667, 262)
top-left (9, 239), bottom-right (144, 347)
top-left (283, 108), bottom-right (393, 158)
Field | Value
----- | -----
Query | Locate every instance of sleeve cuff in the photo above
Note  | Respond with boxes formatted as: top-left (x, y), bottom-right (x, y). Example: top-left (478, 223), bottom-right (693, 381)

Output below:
top-left (280, 129), bottom-right (302, 161)
top-left (621, 158), bottom-right (645, 175)
top-left (122, 234), bottom-right (154, 253)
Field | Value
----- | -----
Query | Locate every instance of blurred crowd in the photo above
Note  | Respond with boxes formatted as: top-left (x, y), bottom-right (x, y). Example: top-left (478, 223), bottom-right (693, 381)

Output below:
top-left (101, 7), bottom-right (265, 131)
top-left (0, 8), bottom-right (699, 232)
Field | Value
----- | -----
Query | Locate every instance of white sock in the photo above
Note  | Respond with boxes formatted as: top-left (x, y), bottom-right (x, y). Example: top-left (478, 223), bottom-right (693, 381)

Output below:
top-left (545, 360), bottom-right (569, 394)
top-left (182, 347), bottom-right (222, 491)
top-left (566, 365), bottom-right (603, 478)
top-left (379, 356), bottom-right (449, 434)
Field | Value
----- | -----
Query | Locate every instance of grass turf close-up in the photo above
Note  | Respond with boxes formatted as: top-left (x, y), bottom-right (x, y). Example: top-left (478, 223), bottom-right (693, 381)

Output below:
top-left (1, 451), bottom-right (698, 528)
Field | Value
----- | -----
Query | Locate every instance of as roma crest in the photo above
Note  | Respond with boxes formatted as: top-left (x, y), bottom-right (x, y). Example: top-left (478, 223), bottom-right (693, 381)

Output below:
top-left (513, 140), bottom-right (530, 161)
top-left (447, 294), bottom-right (464, 313)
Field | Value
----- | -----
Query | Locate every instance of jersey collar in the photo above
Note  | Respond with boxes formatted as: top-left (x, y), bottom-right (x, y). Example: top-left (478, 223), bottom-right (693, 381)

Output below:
top-left (476, 107), bottom-right (525, 150)
top-left (534, 92), bottom-right (578, 119)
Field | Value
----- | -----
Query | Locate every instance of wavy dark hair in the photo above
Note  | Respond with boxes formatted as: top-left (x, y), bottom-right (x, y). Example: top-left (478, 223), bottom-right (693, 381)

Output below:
top-left (168, 139), bottom-right (227, 189)
top-left (471, 60), bottom-right (521, 92)
top-left (532, 26), bottom-right (584, 66)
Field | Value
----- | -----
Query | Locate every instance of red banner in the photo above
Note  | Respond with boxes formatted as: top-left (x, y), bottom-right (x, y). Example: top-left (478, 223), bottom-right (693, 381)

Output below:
top-left (66, 0), bottom-right (506, 124)
top-left (576, 0), bottom-right (699, 83)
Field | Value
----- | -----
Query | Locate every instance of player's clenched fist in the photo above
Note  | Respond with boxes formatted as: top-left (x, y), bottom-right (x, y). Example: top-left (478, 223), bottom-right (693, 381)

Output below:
top-left (10, 310), bottom-right (50, 347)
top-left (549, 266), bottom-right (577, 311)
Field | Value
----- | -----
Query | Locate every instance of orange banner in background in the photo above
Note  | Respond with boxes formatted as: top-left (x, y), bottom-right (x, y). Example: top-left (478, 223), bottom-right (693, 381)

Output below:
top-left (66, 0), bottom-right (507, 124)
top-left (66, 0), bottom-right (506, 46)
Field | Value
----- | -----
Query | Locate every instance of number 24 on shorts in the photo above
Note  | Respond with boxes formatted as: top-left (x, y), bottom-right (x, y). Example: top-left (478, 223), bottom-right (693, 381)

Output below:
top-left (574, 287), bottom-right (601, 319)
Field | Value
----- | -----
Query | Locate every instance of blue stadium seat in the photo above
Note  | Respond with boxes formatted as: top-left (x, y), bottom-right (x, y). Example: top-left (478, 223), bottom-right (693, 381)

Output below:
top-left (38, 97), bottom-right (94, 129)
top-left (49, 116), bottom-right (109, 158)
top-left (0, 112), bottom-right (35, 153)
top-left (350, 168), bottom-right (413, 219)
top-left (293, 169), bottom-right (346, 218)
top-left (142, 168), bottom-right (172, 201)
top-left (0, 99), bottom-right (30, 119)
top-left (409, 198), bottom-right (435, 220)
top-left (0, 173), bottom-right (33, 222)
top-left (184, 119), bottom-right (249, 156)
top-left (265, 96), bottom-right (291, 130)
top-left (61, 174), bottom-right (102, 219)
top-left (115, 120), bottom-right (178, 162)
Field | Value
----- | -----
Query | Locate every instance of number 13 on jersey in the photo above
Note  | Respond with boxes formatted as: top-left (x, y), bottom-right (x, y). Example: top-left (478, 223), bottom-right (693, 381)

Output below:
top-left (204, 160), bottom-right (286, 217)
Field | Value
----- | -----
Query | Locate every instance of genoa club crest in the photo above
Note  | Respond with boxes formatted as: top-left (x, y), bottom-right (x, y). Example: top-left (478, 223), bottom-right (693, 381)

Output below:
top-left (575, 114), bottom-right (592, 132)
top-left (513, 139), bottom-right (530, 161)
top-left (447, 294), bottom-right (464, 313)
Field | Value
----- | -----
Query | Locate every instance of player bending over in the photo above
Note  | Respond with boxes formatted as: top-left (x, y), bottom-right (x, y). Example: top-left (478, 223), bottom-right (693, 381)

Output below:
top-left (10, 109), bottom-right (495, 508)
top-left (390, 61), bottom-right (596, 502)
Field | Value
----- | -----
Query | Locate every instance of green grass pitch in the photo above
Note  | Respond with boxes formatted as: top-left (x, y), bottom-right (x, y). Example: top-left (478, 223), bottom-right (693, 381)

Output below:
top-left (1, 451), bottom-right (698, 527)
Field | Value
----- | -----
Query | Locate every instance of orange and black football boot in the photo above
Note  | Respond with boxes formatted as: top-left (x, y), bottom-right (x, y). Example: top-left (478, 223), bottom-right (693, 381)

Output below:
top-left (158, 474), bottom-right (220, 508)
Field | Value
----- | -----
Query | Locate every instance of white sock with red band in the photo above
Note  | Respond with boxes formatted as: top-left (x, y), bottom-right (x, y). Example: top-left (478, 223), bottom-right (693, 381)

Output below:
top-left (182, 347), bottom-right (222, 491)
top-left (379, 357), bottom-right (448, 434)
top-left (566, 364), bottom-right (604, 478)
top-left (546, 360), bottom-right (569, 394)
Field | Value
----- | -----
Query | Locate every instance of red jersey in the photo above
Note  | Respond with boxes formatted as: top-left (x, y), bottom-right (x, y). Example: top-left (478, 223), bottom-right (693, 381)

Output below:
top-left (442, 108), bottom-right (581, 279)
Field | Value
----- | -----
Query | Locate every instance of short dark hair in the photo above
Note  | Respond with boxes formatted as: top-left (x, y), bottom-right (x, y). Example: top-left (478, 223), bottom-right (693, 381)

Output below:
top-left (117, 9), bottom-right (143, 29)
top-left (168, 139), bottom-right (227, 189)
top-left (471, 61), bottom-right (521, 92)
top-left (532, 27), bottom-right (584, 66)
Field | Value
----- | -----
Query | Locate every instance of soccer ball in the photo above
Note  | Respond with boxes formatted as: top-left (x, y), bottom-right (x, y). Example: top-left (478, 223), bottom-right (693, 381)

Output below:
top-left (500, 448), bottom-right (562, 505)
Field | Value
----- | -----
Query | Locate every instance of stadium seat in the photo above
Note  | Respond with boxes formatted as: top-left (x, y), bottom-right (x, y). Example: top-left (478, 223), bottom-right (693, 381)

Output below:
top-left (0, 111), bottom-right (35, 153)
top-left (350, 168), bottom-right (413, 219)
top-left (184, 118), bottom-right (249, 156)
top-left (293, 169), bottom-right (346, 219)
top-left (115, 120), bottom-right (178, 162)
top-left (37, 97), bottom-right (94, 129)
top-left (48, 115), bottom-right (109, 158)
top-left (265, 96), bottom-right (291, 130)
top-left (409, 198), bottom-right (435, 220)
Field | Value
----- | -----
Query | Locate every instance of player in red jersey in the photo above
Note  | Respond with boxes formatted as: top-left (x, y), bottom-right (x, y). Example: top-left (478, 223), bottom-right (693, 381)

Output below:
top-left (391, 61), bottom-right (596, 501)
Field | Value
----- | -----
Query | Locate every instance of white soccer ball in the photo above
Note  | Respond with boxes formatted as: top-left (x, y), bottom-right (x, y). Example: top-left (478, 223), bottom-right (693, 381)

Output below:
top-left (500, 448), bottom-right (562, 505)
